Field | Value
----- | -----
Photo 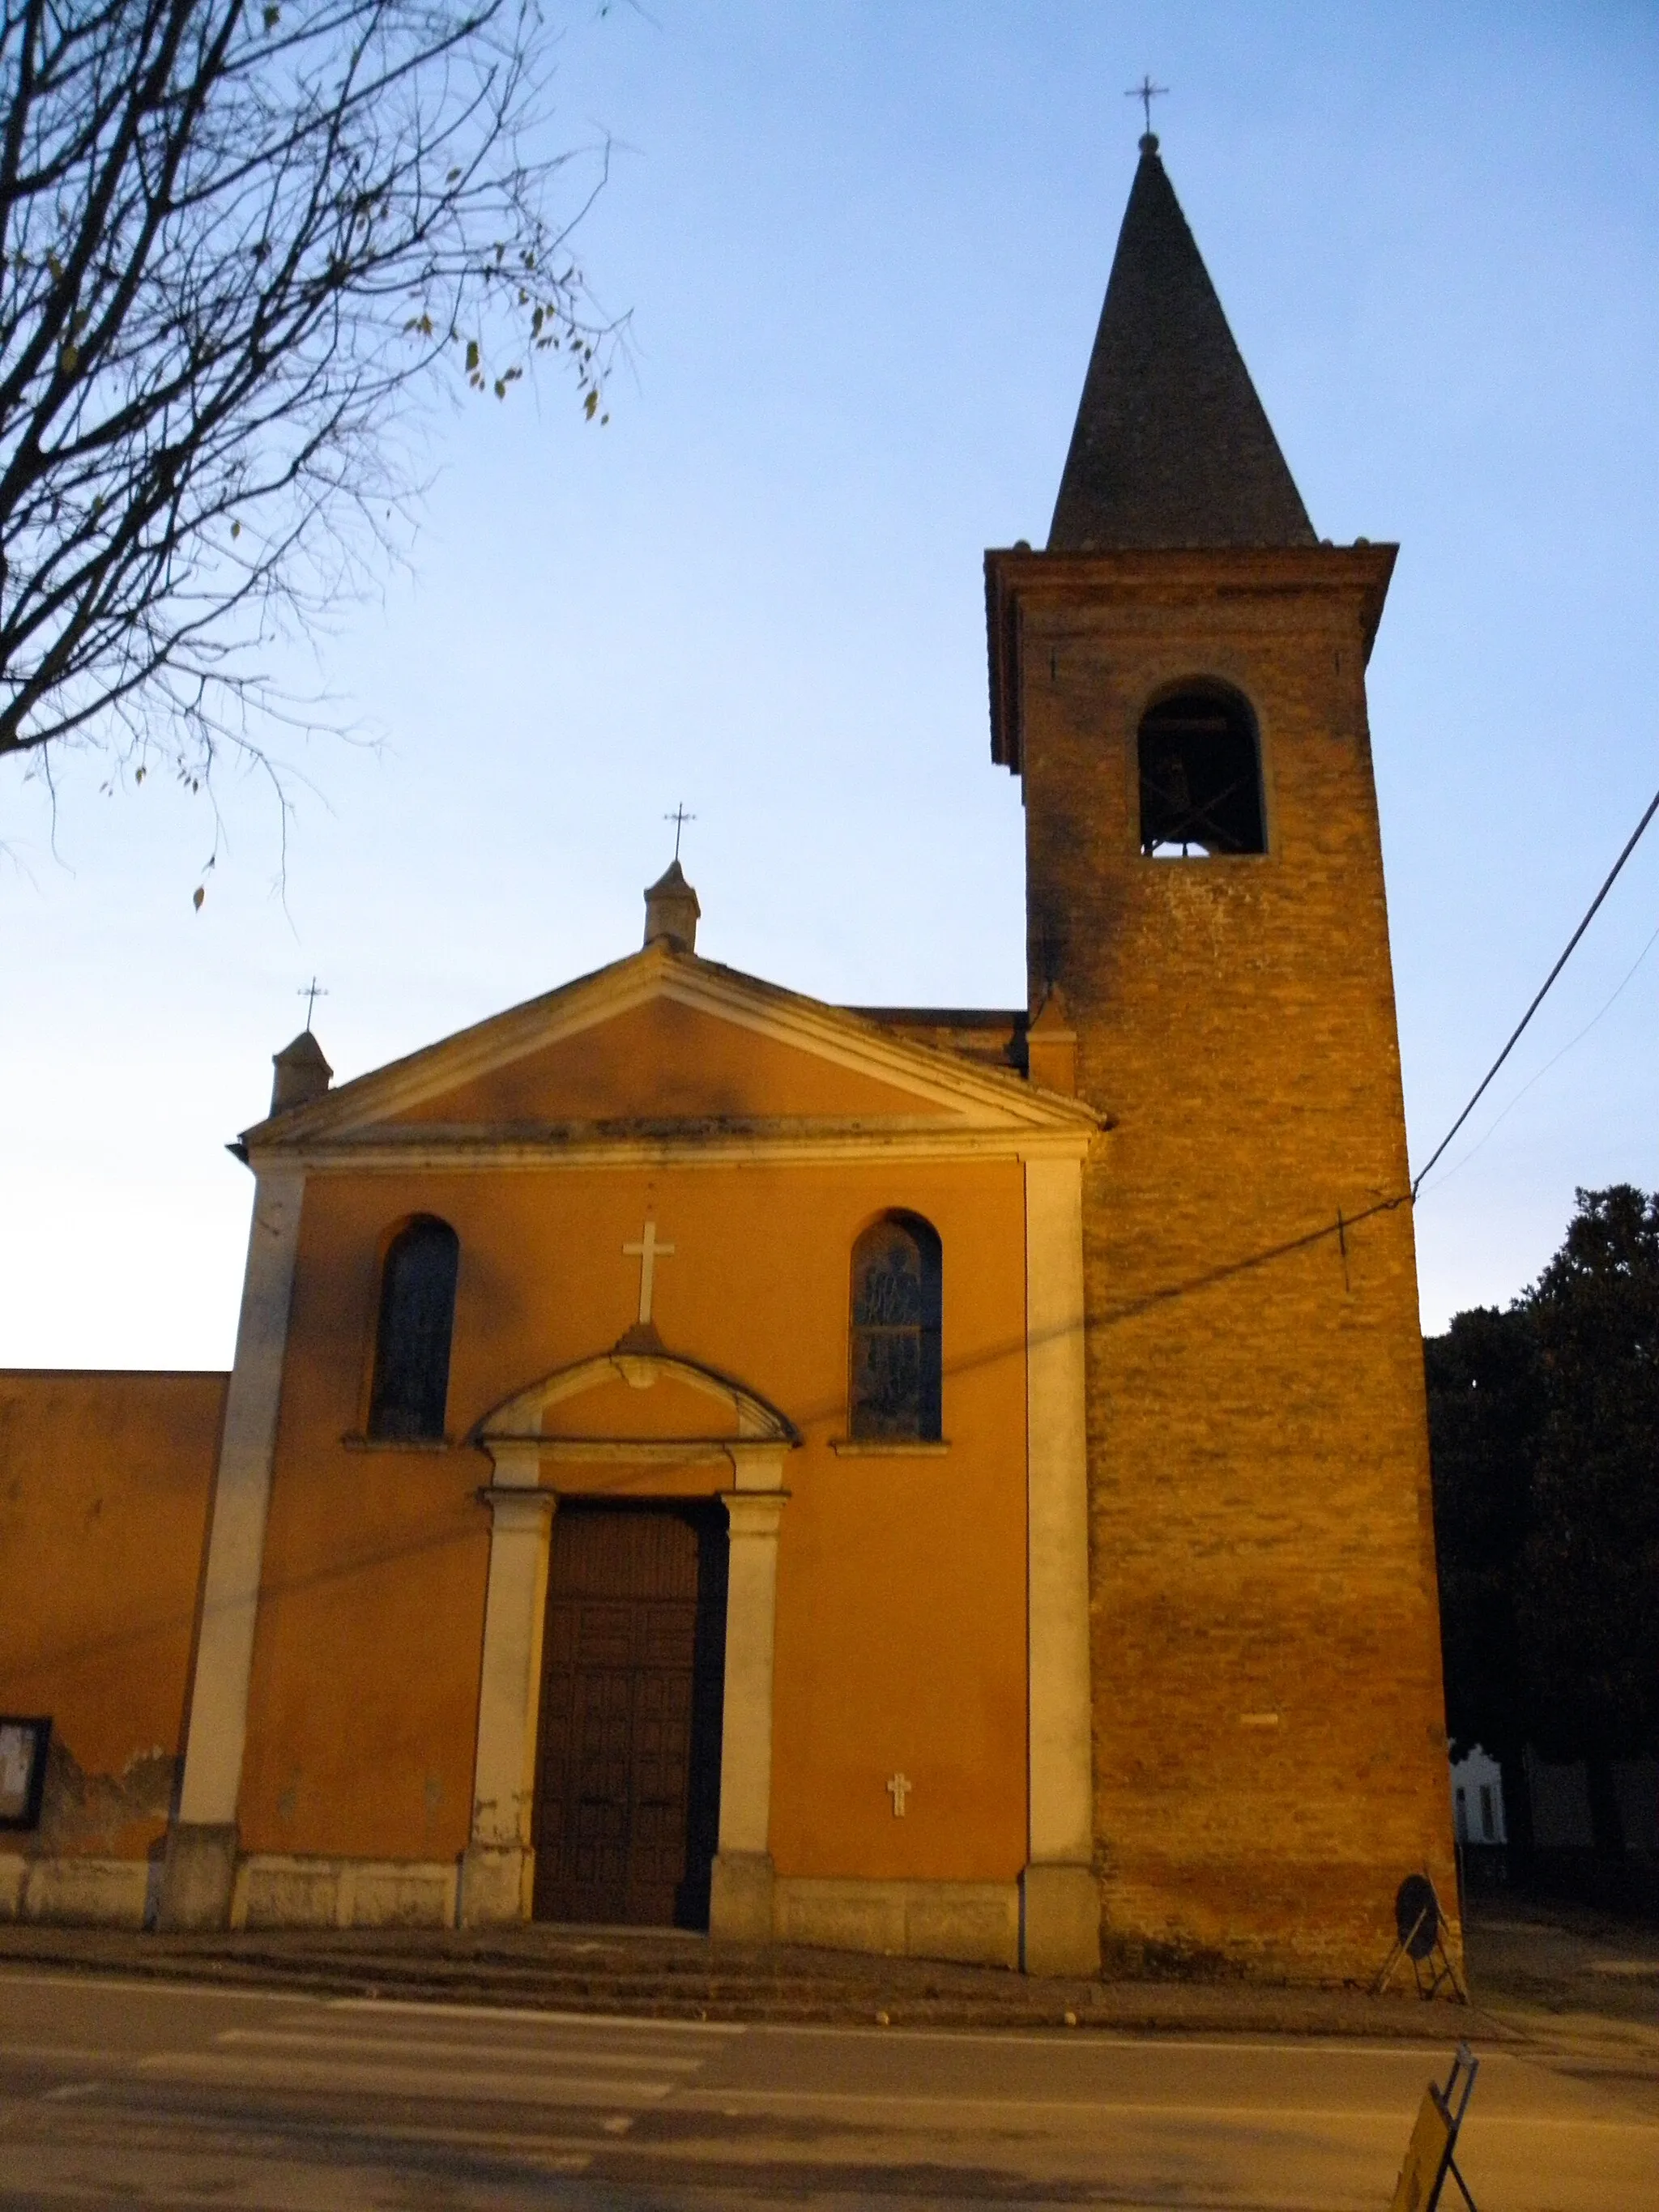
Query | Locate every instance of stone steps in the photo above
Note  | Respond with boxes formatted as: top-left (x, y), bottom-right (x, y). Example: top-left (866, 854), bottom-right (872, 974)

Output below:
top-left (0, 1922), bottom-right (1472, 2037)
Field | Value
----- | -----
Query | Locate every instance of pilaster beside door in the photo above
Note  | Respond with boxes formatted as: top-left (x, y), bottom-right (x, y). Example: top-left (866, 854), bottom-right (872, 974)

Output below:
top-left (459, 1445), bottom-right (555, 1927)
top-left (708, 1447), bottom-right (790, 1941)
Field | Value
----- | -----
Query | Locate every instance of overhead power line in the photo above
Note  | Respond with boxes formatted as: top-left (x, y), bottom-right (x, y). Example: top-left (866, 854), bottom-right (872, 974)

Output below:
top-left (1412, 778), bottom-right (1659, 1197)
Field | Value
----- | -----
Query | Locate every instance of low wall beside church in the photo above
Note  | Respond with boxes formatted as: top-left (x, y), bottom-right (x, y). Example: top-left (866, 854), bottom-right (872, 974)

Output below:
top-left (0, 1369), bottom-right (226, 1924)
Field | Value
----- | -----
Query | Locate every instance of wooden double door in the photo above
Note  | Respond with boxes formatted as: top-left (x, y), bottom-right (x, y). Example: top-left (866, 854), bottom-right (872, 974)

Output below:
top-left (531, 1502), bottom-right (727, 1928)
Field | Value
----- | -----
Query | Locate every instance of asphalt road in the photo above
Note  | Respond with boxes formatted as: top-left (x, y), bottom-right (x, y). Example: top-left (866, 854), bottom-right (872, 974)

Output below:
top-left (1, 1967), bottom-right (1655, 2210)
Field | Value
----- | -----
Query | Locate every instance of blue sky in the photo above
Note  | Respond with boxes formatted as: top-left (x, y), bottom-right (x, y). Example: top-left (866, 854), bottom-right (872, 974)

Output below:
top-left (4, 1), bottom-right (1657, 1365)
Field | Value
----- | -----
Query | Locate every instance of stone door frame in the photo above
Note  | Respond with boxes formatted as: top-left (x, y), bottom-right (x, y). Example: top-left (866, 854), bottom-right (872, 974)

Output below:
top-left (459, 1349), bottom-right (795, 1934)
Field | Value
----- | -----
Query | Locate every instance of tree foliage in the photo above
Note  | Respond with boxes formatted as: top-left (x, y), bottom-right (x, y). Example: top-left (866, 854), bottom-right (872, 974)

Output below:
top-left (1426, 1186), bottom-right (1659, 1841)
top-left (1520, 1187), bottom-right (1659, 1763)
top-left (1423, 1300), bottom-right (1542, 1765)
top-left (0, 0), bottom-right (613, 795)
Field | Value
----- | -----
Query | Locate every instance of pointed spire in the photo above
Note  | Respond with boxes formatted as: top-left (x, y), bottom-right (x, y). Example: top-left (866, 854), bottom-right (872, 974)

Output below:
top-left (643, 858), bottom-right (700, 954)
top-left (270, 1029), bottom-right (331, 1114)
top-left (1048, 135), bottom-right (1316, 551)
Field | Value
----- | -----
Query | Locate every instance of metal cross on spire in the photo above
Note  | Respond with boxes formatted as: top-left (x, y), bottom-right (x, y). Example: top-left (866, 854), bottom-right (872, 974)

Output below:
top-left (1125, 74), bottom-right (1168, 134)
top-left (664, 803), bottom-right (696, 862)
top-left (297, 976), bottom-right (328, 1029)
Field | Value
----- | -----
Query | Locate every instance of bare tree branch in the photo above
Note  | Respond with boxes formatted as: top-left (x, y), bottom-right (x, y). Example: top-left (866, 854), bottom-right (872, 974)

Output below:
top-left (0, 0), bottom-right (618, 802)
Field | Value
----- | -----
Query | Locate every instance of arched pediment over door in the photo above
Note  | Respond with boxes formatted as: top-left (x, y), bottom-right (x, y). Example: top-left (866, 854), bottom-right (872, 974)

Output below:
top-left (471, 1340), bottom-right (798, 1492)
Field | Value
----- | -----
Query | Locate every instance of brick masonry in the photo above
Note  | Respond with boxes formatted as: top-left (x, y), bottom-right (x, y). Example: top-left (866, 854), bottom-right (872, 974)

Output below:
top-left (990, 544), bottom-right (1458, 1981)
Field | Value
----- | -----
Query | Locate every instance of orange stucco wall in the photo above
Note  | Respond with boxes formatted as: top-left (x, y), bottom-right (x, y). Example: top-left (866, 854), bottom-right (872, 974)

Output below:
top-left (0, 1370), bottom-right (225, 1858)
top-left (239, 1156), bottom-right (1030, 1882)
top-left (389, 997), bottom-right (947, 1125)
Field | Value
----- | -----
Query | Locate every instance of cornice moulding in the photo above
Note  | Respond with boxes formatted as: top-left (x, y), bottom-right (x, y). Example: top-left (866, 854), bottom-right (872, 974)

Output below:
top-left (247, 1124), bottom-right (1105, 1174)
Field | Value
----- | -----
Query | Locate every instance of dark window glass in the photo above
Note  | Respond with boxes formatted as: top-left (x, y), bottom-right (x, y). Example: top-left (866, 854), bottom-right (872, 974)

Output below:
top-left (368, 1217), bottom-right (459, 1441)
top-left (849, 1213), bottom-right (942, 1441)
top-left (1138, 687), bottom-right (1265, 856)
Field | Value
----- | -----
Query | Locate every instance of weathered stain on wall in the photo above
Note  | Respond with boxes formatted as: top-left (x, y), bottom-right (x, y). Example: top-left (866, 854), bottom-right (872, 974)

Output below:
top-left (37, 1737), bottom-right (177, 1855)
top-left (0, 1370), bottom-right (225, 1860)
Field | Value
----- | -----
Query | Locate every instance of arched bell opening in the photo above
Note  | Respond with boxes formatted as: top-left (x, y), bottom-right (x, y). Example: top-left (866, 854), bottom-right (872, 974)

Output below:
top-left (1137, 682), bottom-right (1266, 858)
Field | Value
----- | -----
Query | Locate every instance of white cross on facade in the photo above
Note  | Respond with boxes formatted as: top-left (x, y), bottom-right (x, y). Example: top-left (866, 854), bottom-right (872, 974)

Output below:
top-left (622, 1219), bottom-right (675, 1325)
top-left (886, 1771), bottom-right (911, 1817)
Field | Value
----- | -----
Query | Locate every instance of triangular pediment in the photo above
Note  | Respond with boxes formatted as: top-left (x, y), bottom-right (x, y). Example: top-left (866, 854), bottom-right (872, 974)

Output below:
top-left (388, 994), bottom-right (933, 1127)
top-left (241, 945), bottom-right (1099, 1159)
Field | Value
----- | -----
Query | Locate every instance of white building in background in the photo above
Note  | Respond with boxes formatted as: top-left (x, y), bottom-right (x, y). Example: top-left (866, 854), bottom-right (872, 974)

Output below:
top-left (1451, 1747), bottom-right (1507, 1847)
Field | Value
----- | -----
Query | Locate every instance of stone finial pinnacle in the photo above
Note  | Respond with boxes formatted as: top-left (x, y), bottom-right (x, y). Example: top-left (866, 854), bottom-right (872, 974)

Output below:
top-left (643, 858), bottom-right (700, 955)
top-left (271, 1028), bottom-right (332, 1114)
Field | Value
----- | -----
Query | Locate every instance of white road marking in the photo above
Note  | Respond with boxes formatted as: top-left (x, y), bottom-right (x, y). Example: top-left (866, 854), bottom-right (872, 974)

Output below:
top-left (137, 2051), bottom-right (679, 2103)
top-left (2, 1982), bottom-right (723, 2152)
top-left (739, 2019), bottom-right (1475, 2055)
top-left (673, 2086), bottom-right (1659, 2129)
top-left (328, 1994), bottom-right (743, 2033)
top-left (213, 2026), bottom-right (704, 2070)
top-left (27, 2107), bottom-right (619, 2159)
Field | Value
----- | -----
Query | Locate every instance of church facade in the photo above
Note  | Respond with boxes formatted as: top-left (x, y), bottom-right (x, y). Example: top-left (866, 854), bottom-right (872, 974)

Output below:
top-left (1, 139), bottom-right (1456, 1980)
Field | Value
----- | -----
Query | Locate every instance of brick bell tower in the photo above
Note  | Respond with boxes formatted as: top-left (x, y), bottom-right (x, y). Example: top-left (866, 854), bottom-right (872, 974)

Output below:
top-left (987, 134), bottom-right (1456, 1978)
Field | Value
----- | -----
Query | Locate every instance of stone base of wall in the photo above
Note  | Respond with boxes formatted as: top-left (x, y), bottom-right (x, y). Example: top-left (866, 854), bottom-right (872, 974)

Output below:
top-left (1098, 1858), bottom-right (1465, 1987)
top-left (773, 1877), bottom-right (1020, 1969)
top-left (231, 1856), bottom-right (459, 1930)
top-left (0, 1853), bottom-right (153, 1926)
top-left (0, 1852), bottom-right (465, 1932)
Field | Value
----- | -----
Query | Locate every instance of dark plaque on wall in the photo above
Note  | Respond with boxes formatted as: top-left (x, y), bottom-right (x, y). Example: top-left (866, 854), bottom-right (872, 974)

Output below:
top-left (0, 1717), bottom-right (51, 1830)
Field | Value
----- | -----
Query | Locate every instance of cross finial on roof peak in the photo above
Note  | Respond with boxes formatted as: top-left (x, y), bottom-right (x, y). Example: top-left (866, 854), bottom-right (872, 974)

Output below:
top-left (1125, 74), bottom-right (1167, 137)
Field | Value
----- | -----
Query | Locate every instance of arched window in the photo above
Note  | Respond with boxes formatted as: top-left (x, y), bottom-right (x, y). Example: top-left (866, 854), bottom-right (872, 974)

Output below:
top-left (368, 1217), bottom-right (459, 1442)
top-left (849, 1213), bottom-right (943, 1442)
top-left (1138, 684), bottom-right (1265, 857)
